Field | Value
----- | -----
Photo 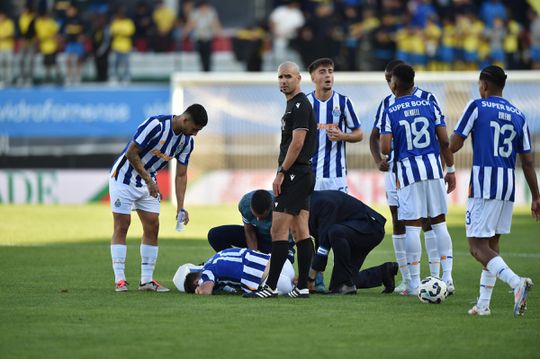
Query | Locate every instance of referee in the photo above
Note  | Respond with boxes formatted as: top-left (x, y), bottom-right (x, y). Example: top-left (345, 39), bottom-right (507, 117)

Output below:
top-left (247, 61), bottom-right (317, 298)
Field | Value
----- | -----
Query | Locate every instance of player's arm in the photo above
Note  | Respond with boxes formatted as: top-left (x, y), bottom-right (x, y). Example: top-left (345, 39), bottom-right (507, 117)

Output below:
top-left (195, 281), bottom-right (215, 295)
top-left (175, 162), bottom-right (190, 224)
top-left (519, 152), bottom-right (540, 221)
top-left (435, 126), bottom-right (456, 193)
top-left (451, 100), bottom-right (477, 154)
top-left (449, 133), bottom-right (465, 153)
top-left (243, 224), bottom-right (258, 250)
top-left (125, 142), bottom-right (159, 197)
top-left (370, 128), bottom-right (389, 171)
top-left (380, 133), bottom-right (392, 155)
top-left (327, 127), bottom-right (363, 142)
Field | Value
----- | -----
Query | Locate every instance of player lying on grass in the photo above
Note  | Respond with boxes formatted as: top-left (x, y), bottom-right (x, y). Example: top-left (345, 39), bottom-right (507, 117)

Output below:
top-left (207, 189), bottom-right (296, 264)
top-left (173, 248), bottom-right (296, 295)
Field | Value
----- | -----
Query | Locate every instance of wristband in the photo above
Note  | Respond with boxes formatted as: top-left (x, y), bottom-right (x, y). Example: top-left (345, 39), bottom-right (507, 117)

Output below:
top-left (277, 165), bottom-right (288, 174)
top-left (446, 165), bottom-right (456, 174)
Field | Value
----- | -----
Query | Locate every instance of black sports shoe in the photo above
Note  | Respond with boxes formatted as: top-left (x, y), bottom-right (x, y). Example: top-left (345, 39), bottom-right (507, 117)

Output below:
top-left (381, 262), bottom-right (398, 294)
top-left (287, 286), bottom-right (310, 298)
top-left (243, 284), bottom-right (278, 298)
top-left (330, 284), bottom-right (357, 295)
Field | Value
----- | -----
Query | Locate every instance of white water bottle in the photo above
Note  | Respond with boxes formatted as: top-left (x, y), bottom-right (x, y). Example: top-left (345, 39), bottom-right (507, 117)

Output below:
top-left (176, 209), bottom-right (185, 232)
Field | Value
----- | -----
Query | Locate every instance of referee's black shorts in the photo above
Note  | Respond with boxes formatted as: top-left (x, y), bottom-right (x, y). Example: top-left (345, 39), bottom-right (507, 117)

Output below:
top-left (274, 165), bottom-right (314, 215)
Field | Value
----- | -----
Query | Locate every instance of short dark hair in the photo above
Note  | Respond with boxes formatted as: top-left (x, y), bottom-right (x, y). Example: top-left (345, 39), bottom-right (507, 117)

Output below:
top-left (184, 272), bottom-right (199, 293)
top-left (184, 104), bottom-right (208, 127)
top-left (251, 190), bottom-right (272, 215)
top-left (392, 64), bottom-right (415, 91)
top-left (385, 59), bottom-right (405, 73)
top-left (480, 65), bottom-right (507, 89)
top-left (308, 58), bottom-right (334, 74)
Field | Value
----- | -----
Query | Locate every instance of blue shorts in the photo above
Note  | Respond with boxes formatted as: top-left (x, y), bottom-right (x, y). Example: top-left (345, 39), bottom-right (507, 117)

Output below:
top-left (65, 42), bottom-right (85, 57)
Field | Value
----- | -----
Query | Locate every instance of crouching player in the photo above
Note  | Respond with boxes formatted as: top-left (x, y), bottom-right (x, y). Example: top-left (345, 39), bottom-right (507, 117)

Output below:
top-left (173, 248), bottom-right (295, 295)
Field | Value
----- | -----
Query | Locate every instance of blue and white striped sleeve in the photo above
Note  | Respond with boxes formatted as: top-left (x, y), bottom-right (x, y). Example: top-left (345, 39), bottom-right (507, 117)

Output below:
top-left (518, 120), bottom-right (532, 153)
top-left (132, 117), bottom-right (162, 148)
top-left (201, 269), bottom-right (215, 283)
top-left (427, 91), bottom-right (440, 107)
top-left (454, 100), bottom-right (478, 138)
top-left (373, 99), bottom-right (385, 130)
top-left (176, 137), bottom-right (194, 165)
top-left (344, 97), bottom-right (361, 129)
top-left (432, 101), bottom-right (446, 127)
top-left (380, 111), bottom-right (392, 134)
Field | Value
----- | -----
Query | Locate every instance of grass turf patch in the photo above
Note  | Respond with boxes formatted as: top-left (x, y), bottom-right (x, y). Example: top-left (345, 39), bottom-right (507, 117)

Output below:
top-left (0, 204), bottom-right (539, 358)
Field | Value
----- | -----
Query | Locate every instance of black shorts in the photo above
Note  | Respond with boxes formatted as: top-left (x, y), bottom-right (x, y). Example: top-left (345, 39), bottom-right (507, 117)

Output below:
top-left (274, 165), bottom-right (314, 215)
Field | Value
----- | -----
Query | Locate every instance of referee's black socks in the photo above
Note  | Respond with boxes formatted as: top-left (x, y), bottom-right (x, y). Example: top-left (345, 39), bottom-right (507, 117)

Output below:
top-left (296, 238), bottom-right (314, 290)
top-left (266, 240), bottom-right (289, 290)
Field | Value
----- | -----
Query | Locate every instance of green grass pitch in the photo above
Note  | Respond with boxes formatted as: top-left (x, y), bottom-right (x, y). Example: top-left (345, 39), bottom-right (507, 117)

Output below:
top-left (1, 204), bottom-right (539, 358)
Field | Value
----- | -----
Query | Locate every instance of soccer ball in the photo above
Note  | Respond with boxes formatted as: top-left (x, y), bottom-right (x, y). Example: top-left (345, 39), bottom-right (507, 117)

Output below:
top-left (418, 276), bottom-right (448, 304)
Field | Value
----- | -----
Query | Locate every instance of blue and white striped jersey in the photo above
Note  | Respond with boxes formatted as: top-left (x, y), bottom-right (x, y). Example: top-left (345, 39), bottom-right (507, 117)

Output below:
top-left (110, 115), bottom-right (194, 187)
top-left (381, 95), bottom-right (445, 188)
top-left (307, 91), bottom-right (361, 179)
top-left (200, 248), bottom-right (269, 292)
top-left (374, 87), bottom-right (440, 169)
top-left (454, 96), bottom-right (531, 202)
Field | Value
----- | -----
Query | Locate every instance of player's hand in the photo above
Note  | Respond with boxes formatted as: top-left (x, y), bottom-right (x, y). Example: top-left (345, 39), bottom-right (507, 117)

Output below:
top-left (531, 197), bottom-right (540, 222)
top-left (146, 180), bottom-right (160, 198)
top-left (378, 159), bottom-right (389, 172)
top-left (327, 127), bottom-right (344, 142)
top-left (273, 173), bottom-right (284, 196)
top-left (445, 172), bottom-right (456, 193)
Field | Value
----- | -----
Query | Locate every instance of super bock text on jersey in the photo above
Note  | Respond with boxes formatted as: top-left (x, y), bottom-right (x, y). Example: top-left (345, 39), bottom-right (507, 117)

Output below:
top-left (374, 87), bottom-right (440, 169)
top-left (307, 91), bottom-right (361, 178)
top-left (381, 96), bottom-right (445, 188)
top-left (111, 115), bottom-right (194, 186)
top-left (454, 97), bottom-right (531, 201)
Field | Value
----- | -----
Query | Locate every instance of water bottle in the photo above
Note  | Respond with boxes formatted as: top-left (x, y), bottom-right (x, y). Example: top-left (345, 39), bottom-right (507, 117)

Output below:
top-left (176, 209), bottom-right (185, 232)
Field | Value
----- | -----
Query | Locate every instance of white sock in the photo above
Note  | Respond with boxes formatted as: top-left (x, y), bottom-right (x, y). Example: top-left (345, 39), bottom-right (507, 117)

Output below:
top-left (392, 234), bottom-right (410, 282)
top-left (431, 222), bottom-right (453, 283)
top-left (111, 244), bottom-right (127, 283)
top-left (478, 269), bottom-right (496, 309)
top-left (405, 226), bottom-right (422, 289)
top-left (423, 230), bottom-right (440, 278)
top-left (486, 256), bottom-right (520, 289)
top-left (140, 244), bottom-right (159, 284)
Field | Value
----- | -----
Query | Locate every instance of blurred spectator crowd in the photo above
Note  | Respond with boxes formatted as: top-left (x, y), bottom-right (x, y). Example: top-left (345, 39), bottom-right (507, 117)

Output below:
top-left (1, 0), bottom-right (540, 87)
top-left (0, 0), bottom-right (222, 85)
top-left (270, 0), bottom-right (540, 72)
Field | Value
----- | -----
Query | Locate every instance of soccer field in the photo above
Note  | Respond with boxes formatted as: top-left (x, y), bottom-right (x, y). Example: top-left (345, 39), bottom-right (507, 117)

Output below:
top-left (0, 204), bottom-right (539, 358)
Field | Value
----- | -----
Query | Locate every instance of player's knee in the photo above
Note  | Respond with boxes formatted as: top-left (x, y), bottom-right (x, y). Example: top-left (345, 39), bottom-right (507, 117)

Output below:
top-left (421, 218), bottom-right (432, 232)
top-left (469, 245), bottom-right (482, 261)
top-left (207, 227), bottom-right (222, 249)
top-left (393, 221), bottom-right (405, 235)
top-left (207, 227), bottom-right (219, 241)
